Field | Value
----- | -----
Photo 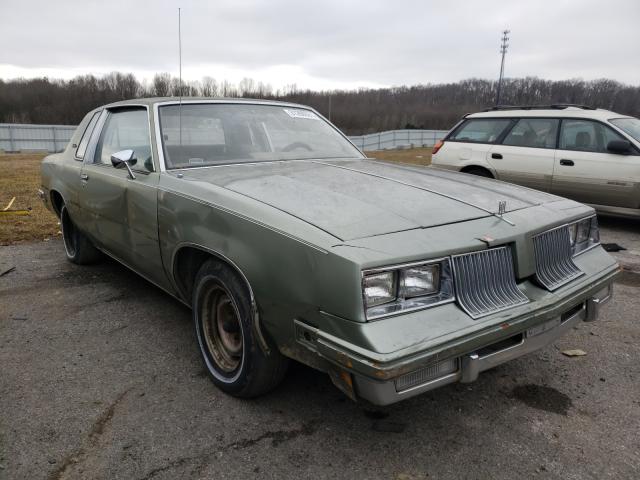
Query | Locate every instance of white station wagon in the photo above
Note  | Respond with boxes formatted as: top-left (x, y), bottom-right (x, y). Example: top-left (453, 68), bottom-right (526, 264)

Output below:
top-left (431, 105), bottom-right (640, 218)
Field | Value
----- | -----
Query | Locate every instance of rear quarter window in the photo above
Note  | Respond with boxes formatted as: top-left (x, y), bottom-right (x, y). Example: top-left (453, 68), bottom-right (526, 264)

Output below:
top-left (75, 111), bottom-right (101, 160)
top-left (449, 118), bottom-right (512, 144)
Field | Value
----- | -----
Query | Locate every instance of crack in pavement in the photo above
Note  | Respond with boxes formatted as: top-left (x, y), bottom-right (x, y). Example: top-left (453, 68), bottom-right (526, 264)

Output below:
top-left (137, 420), bottom-right (320, 480)
top-left (48, 388), bottom-right (131, 480)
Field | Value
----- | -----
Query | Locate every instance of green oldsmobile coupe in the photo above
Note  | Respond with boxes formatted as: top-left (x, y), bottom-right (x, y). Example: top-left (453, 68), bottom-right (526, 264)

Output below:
top-left (39, 98), bottom-right (618, 405)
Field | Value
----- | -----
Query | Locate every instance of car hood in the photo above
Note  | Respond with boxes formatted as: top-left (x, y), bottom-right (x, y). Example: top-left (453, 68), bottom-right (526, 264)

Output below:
top-left (179, 158), bottom-right (562, 241)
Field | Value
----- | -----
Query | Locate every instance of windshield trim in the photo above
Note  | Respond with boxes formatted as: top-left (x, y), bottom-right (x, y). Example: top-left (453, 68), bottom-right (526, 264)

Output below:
top-left (152, 100), bottom-right (364, 172)
top-left (166, 156), bottom-right (359, 172)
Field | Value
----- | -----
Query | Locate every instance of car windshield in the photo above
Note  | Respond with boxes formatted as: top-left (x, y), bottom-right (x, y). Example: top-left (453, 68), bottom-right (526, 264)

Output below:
top-left (158, 103), bottom-right (363, 168)
top-left (609, 117), bottom-right (640, 142)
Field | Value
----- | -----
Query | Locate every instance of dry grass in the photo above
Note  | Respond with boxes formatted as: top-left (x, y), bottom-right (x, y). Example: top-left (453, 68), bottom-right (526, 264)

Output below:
top-left (365, 147), bottom-right (432, 166)
top-left (0, 147), bottom-right (432, 245)
top-left (0, 153), bottom-right (59, 245)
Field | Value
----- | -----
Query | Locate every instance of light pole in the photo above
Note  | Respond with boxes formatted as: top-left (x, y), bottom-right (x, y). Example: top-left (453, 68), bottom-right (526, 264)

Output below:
top-left (496, 29), bottom-right (510, 106)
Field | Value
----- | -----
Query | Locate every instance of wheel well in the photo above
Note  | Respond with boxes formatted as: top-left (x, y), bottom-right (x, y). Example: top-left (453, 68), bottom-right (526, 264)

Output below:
top-left (50, 190), bottom-right (64, 217)
top-left (173, 246), bottom-right (251, 304)
top-left (460, 165), bottom-right (494, 178)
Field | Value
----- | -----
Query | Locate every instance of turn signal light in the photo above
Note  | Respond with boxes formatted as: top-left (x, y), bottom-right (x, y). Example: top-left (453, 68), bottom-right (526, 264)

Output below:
top-left (432, 140), bottom-right (444, 155)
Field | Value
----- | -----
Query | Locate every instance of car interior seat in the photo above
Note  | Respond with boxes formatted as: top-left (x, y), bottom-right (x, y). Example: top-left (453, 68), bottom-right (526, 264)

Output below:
top-left (575, 131), bottom-right (592, 150)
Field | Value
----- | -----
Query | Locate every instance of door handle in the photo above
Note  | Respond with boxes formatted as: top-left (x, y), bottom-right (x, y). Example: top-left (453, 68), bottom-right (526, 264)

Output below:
top-left (559, 159), bottom-right (574, 166)
top-left (491, 153), bottom-right (503, 159)
top-left (80, 173), bottom-right (89, 182)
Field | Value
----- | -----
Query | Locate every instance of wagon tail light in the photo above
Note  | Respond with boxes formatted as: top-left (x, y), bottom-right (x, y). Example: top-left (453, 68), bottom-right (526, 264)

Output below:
top-left (432, 140), bottom-right (444, 155)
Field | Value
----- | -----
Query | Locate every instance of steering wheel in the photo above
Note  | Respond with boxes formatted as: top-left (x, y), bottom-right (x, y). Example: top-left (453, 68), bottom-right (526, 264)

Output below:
top-left (281, 142), bottom-right (312, 152)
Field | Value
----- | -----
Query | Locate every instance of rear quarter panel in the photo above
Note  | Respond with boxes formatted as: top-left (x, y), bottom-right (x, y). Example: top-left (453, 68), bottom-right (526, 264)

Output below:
top-left (40, 111), bottom-right (99, 216)
top-left (432, 141), bottom-right (496, 175)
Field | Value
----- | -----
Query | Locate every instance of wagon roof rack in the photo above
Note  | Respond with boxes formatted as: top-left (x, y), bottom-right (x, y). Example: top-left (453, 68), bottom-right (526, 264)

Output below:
top-left (483, 104), bottom-right (597, 112)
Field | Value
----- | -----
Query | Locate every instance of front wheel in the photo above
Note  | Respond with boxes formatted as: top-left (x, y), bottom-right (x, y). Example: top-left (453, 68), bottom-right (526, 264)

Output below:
top-left (193, 259), bottom-right (288, 398)
top-left (60, 205), bottom-right (101, 265)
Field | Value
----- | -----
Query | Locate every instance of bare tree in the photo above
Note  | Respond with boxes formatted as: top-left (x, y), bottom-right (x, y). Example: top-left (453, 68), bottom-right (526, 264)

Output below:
top-left (151, 73), bottom-right (172, 97)
top-left (1, 73), bottom-right (638, 134)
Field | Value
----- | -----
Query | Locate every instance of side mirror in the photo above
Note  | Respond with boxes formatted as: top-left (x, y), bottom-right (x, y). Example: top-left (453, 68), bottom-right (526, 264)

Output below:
top-left (111, 149), bottom-right (138, 179)
top-left (607, 139), bottom-right (632, 154)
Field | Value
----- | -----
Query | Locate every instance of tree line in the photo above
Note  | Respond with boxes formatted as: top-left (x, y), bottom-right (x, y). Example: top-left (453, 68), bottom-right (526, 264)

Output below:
top-left (0, 73), bottom-right (638, 134)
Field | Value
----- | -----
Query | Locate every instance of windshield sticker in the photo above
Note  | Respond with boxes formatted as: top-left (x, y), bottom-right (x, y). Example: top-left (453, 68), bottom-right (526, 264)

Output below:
top-left (283, 108), bottom-right (319, 120)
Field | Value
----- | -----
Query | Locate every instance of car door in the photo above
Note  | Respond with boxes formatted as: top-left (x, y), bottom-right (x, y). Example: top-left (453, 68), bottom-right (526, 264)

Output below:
top-left (552, 119), bottom-right (640, 208)
top-left (79, 106), bottom-right (169, 288)
top-left (487, 117), bottom-right (558, 192)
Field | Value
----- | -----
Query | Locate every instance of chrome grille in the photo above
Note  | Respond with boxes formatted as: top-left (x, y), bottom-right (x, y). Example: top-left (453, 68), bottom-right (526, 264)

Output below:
top-left (452, 247), bottom-right (529, 319)
top-left (533, 225), bottom-right (583, 291)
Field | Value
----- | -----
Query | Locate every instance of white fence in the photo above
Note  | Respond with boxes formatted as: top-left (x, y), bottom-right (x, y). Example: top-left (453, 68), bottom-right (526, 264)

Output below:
top-left (0, 123), bottom-right (449, 154)
top-left (348, 129), bottom-right (448, 151)
top-left (0, 123), bottom-right (76, 153)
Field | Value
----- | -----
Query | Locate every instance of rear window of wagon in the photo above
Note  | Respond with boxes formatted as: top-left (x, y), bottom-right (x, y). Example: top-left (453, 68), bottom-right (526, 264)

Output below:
top-left (449, 118), bottom-right (512, 144)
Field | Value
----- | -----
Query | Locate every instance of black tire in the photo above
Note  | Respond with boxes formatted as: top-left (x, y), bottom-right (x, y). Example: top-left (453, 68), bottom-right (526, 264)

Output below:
top-left (60, 205), bottom-right (101, 265)
top-left (193, 259), bottom-right (288, 398)
top-left (463, 167), bottom-right (494, 178)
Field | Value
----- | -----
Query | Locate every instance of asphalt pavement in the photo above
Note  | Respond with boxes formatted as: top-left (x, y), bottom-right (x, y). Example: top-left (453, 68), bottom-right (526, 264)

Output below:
top-left (1, 218), bottom-right (639, 480)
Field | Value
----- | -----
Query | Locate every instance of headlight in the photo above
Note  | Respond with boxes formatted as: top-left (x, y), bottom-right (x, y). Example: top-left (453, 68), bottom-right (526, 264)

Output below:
top-left (362, 259), bottom-right (454, 320)
top-left (400, 265), bottom-right (439, 297)
top-left (568, 215), bottom-right (599, 256)
top-left (362, 271), bottom-right (395, 307)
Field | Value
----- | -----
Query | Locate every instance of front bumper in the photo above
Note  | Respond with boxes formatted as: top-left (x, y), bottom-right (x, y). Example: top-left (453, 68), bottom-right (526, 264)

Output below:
top-left (296, 267), bottom-right (616, 406)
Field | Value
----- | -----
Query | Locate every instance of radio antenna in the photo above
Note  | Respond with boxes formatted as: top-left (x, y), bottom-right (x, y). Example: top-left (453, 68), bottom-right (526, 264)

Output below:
top-left (178, 7), bottom-right (182, 145)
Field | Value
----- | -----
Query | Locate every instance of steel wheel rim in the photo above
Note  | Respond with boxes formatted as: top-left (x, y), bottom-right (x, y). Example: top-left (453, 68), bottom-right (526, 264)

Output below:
top-left (201, 284), bottom-right (243, 375)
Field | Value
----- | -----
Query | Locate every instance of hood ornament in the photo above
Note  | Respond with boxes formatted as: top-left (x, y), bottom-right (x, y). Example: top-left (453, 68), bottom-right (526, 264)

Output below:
top-left (493, 200), bottom-right (515, 226)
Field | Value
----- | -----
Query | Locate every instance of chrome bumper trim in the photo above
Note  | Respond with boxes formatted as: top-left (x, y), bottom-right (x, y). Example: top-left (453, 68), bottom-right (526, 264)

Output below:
top-left (352, 297), bottom-right (602, 405)
top-left (585, 283), bottom-right (613, 322)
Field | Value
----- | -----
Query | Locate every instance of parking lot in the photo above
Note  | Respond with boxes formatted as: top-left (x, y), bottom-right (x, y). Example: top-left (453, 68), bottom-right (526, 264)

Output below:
top-left (1, 217), bottom-right (639, 480)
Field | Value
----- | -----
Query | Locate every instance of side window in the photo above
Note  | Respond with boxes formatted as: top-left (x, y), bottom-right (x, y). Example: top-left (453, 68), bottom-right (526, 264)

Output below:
top-left (75, 111), bottom-right (100, 160)
top-left (94, 108), bottom-right (153, 172)
top-left (559, 119), bottom-right (626, 153)
top-left (449, 119), bottom-right (512, 144)
top-left (502, 118), bottom-right (558, 149)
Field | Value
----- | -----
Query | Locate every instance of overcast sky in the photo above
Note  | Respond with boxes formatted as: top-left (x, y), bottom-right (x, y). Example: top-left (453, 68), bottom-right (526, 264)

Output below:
top-left (1, 0), bottom-right (638, 90)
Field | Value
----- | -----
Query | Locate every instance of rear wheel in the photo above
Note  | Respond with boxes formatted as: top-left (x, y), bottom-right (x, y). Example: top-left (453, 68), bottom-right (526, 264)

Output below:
top-left (193, 259), bottom-right (288, 398)
top-left (60, 205), bottom-right (101, 264)
top-left (462, 167), bottom-right (494, 178)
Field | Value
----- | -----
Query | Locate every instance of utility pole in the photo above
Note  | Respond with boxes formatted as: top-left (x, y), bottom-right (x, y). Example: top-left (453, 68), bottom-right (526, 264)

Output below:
top-left (496, 29), bottom-right (510, 106)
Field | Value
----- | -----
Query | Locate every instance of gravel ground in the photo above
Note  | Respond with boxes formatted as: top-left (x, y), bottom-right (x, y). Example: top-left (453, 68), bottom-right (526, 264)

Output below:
top-left (1, 219), bottom-right (639, 480)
